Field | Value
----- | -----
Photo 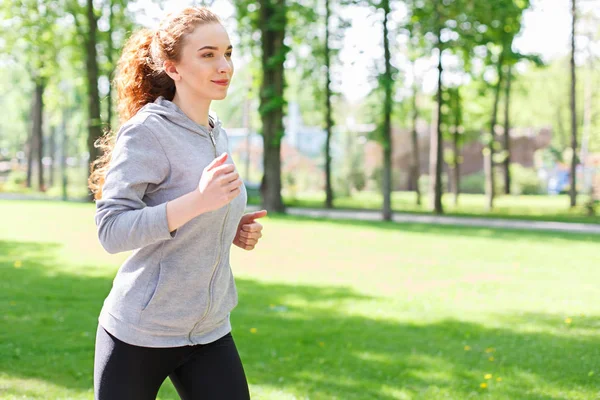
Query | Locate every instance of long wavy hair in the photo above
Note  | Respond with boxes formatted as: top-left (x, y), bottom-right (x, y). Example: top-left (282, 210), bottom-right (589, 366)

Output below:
top-left (88, 7), bottom-right (221, 200)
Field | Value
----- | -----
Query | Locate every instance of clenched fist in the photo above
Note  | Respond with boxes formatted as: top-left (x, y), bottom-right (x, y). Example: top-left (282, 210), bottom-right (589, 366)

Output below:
top-left (197, 153), bottom-right (242, 213)
top-left (233, 210), bottom-right (267, 251)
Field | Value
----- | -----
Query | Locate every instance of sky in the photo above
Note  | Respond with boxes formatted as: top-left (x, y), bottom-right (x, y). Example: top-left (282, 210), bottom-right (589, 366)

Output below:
top-left (133, 0), bottom-right (599, 102)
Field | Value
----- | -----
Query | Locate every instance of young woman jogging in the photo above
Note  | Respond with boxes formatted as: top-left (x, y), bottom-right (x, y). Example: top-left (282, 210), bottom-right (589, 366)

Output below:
top-left (88, 7), bottom-right (266, 399)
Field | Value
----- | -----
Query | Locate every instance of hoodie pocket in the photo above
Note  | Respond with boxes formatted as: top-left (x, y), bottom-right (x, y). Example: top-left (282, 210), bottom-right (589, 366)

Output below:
top-left (139, 259), bottom-right (211, 332)
top-left (142, 263), bottom-right (162, 311)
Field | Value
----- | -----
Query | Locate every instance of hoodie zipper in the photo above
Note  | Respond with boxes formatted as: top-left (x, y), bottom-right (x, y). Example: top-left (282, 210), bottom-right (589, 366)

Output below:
top-left (189, 126), bottom-right (231, 342)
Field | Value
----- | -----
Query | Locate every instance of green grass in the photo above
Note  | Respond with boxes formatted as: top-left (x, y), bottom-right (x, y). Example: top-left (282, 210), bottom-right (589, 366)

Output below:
top-left (1, 200), bottom-right (599, 399)
top-left (261, 191), bottom-right (600, 225)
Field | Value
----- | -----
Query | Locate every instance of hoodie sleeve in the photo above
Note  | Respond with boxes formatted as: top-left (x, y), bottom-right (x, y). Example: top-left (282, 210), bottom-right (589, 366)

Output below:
top-left (95, 123), bottom-right (175, 254)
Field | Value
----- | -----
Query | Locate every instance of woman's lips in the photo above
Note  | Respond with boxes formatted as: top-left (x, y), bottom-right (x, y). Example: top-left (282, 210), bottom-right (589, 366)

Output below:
top-left (212, 80), bottom-right (229, 86)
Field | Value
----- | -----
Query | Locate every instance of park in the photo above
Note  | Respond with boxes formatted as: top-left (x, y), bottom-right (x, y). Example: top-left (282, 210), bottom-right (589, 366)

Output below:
top-left (1, 0), bottom-right (599, 399)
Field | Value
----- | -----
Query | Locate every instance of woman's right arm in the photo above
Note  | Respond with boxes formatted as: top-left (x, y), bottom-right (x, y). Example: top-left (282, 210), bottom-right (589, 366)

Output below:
top-left (95, 124), bottom-right (241, 254)
top-left (95, 124), bottom-right (174, 254)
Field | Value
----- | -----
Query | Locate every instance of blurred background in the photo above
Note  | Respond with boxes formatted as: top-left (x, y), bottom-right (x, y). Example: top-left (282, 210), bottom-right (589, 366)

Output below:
top-left (1, 0), bottom-right (599, 220)
top-left (1, 1), bottom-right (600, 399)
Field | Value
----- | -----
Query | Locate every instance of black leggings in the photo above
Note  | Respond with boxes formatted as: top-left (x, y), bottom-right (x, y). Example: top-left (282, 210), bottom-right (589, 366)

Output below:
top-left (94, 325), bottom-right (251, 400)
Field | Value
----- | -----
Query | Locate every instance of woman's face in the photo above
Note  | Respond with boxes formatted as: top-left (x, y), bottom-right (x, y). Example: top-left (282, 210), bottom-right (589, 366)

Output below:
top-left (171, 23), bottom-right (234, 101)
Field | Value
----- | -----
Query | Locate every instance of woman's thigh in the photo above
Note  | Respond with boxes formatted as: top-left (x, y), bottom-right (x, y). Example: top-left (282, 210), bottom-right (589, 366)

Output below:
top-left (94, 325), bottom-right (188, 400)
top-left (169, 333), bottom-right (251, 400)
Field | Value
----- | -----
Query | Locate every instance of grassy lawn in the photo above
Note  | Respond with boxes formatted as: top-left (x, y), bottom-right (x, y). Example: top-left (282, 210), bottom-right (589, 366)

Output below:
top-left (267, 191), bottom-right (600, 225)
top-left (1, 199), bottom-right (599, 399)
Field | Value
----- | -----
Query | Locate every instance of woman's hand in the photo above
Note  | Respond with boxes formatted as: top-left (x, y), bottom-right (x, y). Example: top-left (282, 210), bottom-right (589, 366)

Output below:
top-left (197, 153), bottom-right (242, 213)
top-left (233, 210), bottom-right (267, 251)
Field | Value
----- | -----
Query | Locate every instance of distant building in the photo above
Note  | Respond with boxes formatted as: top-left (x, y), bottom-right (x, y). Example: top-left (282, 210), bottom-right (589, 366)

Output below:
top-left (363, 125), bottom-right (553, 191)
top-left (226, 101), bottom-right (554, 192)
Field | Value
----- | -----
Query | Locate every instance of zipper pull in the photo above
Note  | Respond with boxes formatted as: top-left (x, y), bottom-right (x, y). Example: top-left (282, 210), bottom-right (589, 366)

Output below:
top-left (208, 131), bottom-right (218, 157)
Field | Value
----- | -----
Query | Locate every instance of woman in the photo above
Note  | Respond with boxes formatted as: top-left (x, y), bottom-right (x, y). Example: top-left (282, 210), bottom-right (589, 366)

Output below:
top-left (88, 7), bottom-right (265, 400)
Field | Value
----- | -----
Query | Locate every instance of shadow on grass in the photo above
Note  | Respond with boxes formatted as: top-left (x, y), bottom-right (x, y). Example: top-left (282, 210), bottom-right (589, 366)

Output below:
top-left (266, 213), bottom-right (600, 244)
top-left (1, 240), bottom-right (598, 399)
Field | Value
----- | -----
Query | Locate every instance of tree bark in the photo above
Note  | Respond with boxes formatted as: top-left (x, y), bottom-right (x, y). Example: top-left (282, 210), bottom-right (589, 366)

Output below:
top-left (569, 0), bottom-right (578, 207)
top-left (430, 13), bottom-right (444, 214)
top-left (324, 0), bottom-right (334, 209)
top-left (503, 64), bottom-right (512, 195)
top-left (26, 97), bottom-right (35, 188)
top-left (259, 0), bottom-right (286, 212)
top-left (449, 88), bottom-right (461, 206)
top-left (85, 0), bottom-right (102, 202)
top-left (485, 47), bottom-right (504, 211)
top-left (382, 0), bottom-right (393, 221)
top-left (60, 108), bottom-right (69, 201)
top-left (452, 125), bottom-right (460, 206)
top-left (106, 0), bottom-right (115, 132)
top-left (410, 81), bottom-right (421, 206)
top-left (49, 125), bottom-right (56, 187)
top-left (32, 80), bottom-right (45, 191)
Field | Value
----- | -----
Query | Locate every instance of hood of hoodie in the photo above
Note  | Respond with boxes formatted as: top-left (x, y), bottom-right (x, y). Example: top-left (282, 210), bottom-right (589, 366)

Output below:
top-left (137, 96), bottom-right (222, 140)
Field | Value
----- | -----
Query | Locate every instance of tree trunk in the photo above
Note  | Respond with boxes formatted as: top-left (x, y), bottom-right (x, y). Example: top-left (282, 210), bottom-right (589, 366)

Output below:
top-left (32, 80), bottom-right (45, 191)
top-left (452, 124), bottom-right (460, 206)
top-left (430, 15), bottom-right (444, 214)
top-left (243, 89), bottom-right (251, 182)
top-left (259, 0), bottom-right (286, 212)
top-left (382, 0), bottom-right (393, 221)
top-left (569, 0), bottom-right (578, 207)
top-left (410, 82), bottom-right (421, 206)
top-left (49, 125), bottom-right (56, 187)
top-left (26, 100), bottom-right (34, 188)
top-left (106, 0), bottom-right (115, 131)
top-left (85, 0), bottom-right (102, 201)
top-left (503, 64), bottom-right (512, 195)
top-left (61, 108), bottom-right (69, 201)
top-left (485, 47), bottom-right (504, 211)
top-left (450, 88), bottom-right (461, 206)
top-left (324, 0), bottom-right (334, 209)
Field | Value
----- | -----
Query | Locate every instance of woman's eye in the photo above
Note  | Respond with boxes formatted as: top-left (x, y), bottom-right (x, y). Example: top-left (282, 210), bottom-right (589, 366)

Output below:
top-left (226, 52), bottom-right (233, 57)
top-left (202, 53), bottom-right (214, 58)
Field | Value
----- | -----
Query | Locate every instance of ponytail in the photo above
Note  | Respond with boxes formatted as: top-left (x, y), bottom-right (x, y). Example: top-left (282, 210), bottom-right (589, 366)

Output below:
top-left (88, 29), bottom-right (175, 200)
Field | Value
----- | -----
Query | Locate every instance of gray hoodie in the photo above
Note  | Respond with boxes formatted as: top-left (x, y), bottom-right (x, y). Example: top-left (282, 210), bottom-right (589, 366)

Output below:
top-left (95, 96), bottom-right (247, 348)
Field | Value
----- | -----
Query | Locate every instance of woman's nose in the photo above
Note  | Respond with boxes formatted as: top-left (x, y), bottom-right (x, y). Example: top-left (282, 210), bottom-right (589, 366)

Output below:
top-left (218, 57), bottom-right (232, 73)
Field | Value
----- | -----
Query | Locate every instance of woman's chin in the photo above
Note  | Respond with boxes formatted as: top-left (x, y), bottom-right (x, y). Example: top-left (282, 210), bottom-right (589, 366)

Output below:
top-left (213, 92), bottom-right (228, 100)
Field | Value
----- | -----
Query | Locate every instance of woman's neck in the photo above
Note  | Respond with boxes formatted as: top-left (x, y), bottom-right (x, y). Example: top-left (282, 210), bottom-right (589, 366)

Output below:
top-left (171, 91), bottom-right (212, 129)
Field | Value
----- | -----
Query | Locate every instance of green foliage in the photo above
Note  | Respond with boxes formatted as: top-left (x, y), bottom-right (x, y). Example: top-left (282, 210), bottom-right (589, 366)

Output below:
top-left (459, 171), bottom-right (486, 194)
top-left (511, 59), bottom-right (600, 153)
top-left (459, 164), bottom-right (544, 195)
top-left (510, 164), bottom-right (545, 195)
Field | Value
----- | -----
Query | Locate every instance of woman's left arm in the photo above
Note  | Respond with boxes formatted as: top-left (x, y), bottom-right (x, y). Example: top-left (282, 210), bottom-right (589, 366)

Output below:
top-left (233, 210), bottom-right (267, 251)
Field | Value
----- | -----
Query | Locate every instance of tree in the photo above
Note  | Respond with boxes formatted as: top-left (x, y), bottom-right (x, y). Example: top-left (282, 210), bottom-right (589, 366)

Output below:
top-left (235, 0), bottom-right (289, 212)
top-left (410, 67), bottom-right (422, 206)
top-left (471, 0), bottom-right (531, 208)
top-left (0, 0), bottom-right (62, 191)
top-left (446, 87), bottom-right (464, 205)
top-left (98, 0), bottom-right (134, 131)
top-left (410, 0), bottom-right (465, 214)
top-left (380, 0), bottom-right (394, 221)
top-left (502, 64), bottom-right (512, 195)
top-left (569, 0), bottom-right (578, 207)
top-left (323, 0), bottom-right (335, 209)
top-left (63, 0), bottom-right (103, 201)
top-left (285, 0), bottom-right (349, 209)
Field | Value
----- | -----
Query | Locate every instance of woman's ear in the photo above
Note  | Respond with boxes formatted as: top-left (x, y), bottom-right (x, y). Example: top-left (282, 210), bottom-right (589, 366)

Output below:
top-left (164, 60), bottom-right (181, 81)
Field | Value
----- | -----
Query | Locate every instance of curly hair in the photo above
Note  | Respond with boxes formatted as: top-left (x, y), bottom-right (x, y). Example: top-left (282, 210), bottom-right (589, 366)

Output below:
top-left (88, 7), bottom-right (221, 200)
